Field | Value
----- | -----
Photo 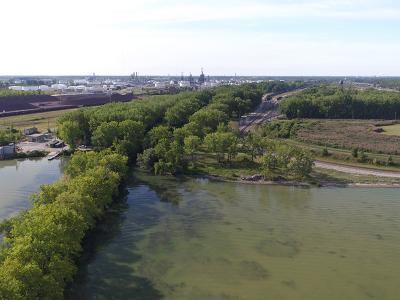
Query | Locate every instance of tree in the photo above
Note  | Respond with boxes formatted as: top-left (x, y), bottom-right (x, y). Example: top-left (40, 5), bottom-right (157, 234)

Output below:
top-left (286, 148), bottom-right (314, 178)
top-left (204, 131), bottom-right (238, 163)
top-left (91, 121), bottom-right (119, 149)
top-left (244, 133), bottom-right (264, 161)
top-left (189, 108), bottom-right (228, 132)
top-left (164, 97), bottom-right (201, 127)
top-left (145, 125), bottom-right (172, 148)
top-left (184, 135), bottom-right (201, 162)
top-left (58, 120), bottom-right (83, 149)
top-left (137, 148), bottom-right (157, 170)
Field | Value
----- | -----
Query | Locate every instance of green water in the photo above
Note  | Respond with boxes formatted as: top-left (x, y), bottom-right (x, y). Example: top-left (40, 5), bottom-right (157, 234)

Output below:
top-left (0, 158), bottom-right (66, 222)
top-left (68, 173), bottom-right (400, 300)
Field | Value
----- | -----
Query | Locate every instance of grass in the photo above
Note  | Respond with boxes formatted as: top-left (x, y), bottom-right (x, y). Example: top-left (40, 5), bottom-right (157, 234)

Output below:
top-left (285, 139), bottom-right (400, 171)
top-left (382, 124), bottom-right (400, 136)
top-left (257, 118), bottom-right (400, 169)
top-left (0, 109), bottom-right (77, 132)
top-left (293, 119), bottom-right (400, 155)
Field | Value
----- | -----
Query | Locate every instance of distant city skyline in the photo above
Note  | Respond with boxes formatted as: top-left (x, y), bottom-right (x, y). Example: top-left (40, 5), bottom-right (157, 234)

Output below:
top-left (1, 0), bottom-right (400, 76)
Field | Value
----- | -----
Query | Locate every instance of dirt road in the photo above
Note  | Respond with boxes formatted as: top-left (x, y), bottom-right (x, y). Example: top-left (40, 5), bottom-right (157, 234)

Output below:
top-left (315, 160), bottom-right (400, 178)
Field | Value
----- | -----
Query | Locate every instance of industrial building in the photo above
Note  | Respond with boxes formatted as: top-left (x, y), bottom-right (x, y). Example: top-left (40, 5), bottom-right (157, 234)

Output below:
top-left (0, 144), bottom-right (15, 160)
top-left (26, 133), bottom-right (46, 143)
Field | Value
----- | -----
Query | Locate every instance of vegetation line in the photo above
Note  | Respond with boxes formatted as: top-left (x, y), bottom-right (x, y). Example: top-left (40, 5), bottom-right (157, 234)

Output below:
top-left (1, 81), bottom-right (308, 299)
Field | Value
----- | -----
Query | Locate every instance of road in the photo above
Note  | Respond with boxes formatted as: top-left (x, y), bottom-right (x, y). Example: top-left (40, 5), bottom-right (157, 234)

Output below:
top-left (315, 160), bottom-right (400, 178)
top-left (239, 89), bottom-right (305, 133)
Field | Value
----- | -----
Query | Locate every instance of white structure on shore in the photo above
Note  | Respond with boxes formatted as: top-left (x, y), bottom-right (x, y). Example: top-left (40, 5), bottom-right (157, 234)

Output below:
top-left (179, 81), bottom-right (191, 88)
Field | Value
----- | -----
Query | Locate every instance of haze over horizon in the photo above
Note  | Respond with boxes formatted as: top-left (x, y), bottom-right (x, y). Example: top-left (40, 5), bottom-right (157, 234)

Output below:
top-left (1, 0), bottom-right (399, 77)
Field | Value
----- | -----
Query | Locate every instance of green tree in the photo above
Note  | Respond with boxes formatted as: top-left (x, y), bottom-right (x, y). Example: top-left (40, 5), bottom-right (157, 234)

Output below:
top-left (145, 125), bottom-right (172, 148)
top-left (91, 121), bottom-right (119, 149)
top-left (189, 108), bottom-right (228, 132)
top-left (184, 135), bottom-right (201, 162)
top-left (244, 133), bottom-right (264, 161)
top-left (204, 131), bottom-right (238, 163)
top-left (286, 148), bottom-right (314, 178)
top-left (58, 120), bottom-right (83, 149)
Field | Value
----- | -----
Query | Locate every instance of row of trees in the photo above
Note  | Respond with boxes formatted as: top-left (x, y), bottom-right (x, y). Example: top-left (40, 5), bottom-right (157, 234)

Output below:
top-left (279, 86), bottom-right (400, 119)
top-left (57, 81), bottom-right (304, 153)
top-left (0, 151), bottom-right (128, 299)
top-left (0, 88), bottom-right (43, 98)
top-left (57, 81), bottom-right (310, 178)
top-left (58, 84), bottom-right (264, 153)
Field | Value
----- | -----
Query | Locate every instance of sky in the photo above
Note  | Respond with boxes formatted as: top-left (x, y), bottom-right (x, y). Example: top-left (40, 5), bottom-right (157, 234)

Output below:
top-left (1, 0), bottom-right (400, 76)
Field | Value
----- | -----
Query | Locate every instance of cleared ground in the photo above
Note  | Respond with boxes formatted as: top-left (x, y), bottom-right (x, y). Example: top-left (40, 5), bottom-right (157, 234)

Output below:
top-left (315, 160), bottom-right (400, 178)
top-left (0, 109), bottom-right (76, 131)
top-left (382, 123), bottom-right (400, 136)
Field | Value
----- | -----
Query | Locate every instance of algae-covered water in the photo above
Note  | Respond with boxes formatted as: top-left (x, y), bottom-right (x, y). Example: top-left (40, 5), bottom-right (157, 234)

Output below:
top-left (68, 173), bottom-right (400, 300)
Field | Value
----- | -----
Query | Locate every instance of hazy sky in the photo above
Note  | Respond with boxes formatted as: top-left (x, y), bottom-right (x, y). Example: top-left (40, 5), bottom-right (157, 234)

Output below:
top-left (1, 0), bottom-right (399, 76)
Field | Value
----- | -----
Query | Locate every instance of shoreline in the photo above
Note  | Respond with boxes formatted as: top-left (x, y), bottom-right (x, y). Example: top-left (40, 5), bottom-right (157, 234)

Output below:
top-left (197, 174), bottom-right (400, 189)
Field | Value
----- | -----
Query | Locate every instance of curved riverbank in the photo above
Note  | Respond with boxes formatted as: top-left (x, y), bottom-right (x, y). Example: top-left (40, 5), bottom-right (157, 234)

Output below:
top-left (66, 173), bottom-right (400, 299)
top-left (199, 172), bottom-right (400, 188)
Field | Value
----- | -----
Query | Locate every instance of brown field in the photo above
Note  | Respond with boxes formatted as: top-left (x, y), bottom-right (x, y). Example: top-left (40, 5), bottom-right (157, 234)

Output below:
top-left (294, 120), bottom-right (400, 155)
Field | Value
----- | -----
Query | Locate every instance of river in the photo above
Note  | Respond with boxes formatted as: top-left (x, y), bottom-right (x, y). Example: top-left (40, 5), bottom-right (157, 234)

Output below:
top-left (1, 160), bottom-right (399, 299)
top-left (0, 158), bottom-right (66, 222)
top-left (66, 172), bottom-right (400, 300)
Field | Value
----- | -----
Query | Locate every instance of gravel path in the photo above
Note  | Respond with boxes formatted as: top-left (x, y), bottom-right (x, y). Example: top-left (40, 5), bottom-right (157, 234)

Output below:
top-left (315, 161), bottom-right (400, 178)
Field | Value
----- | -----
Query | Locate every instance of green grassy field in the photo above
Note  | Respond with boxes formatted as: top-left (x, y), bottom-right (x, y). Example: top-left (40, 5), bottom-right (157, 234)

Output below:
top-left (382, 124), bottom-right (400, 136)
top-left (0, 109), bottom-right (77, 132)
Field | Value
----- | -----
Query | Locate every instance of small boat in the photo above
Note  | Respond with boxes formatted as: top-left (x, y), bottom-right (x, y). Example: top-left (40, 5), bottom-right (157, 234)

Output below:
top-left (47, 151), bottom-right (62, 161)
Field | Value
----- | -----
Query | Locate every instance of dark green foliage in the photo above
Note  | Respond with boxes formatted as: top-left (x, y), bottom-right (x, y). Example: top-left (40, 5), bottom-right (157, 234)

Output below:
top-left (280, 86), bottom-right (400, 120)
top-left (358, 151), bottom-right (368, 163)
top-left (137, 148), bottom-right (157, 170)
top-left (0, 151), bottom-right (128, 299)
top-left (352, 148), bottom-right (359, 158)
top-left (204, 129), bottom-right (239, 163)
top-left (14, 150), bottom-right (48, 159)
top-left (387, 156), bottom-right (394, 166)
top-left (262, 141), bottom-right (313, 179)
top-left (322, 147), bottom-right (329, 157)
top-left (164, 96), bottom-right (201, 127)
top-left (261, 120), bottom-right (303, 139)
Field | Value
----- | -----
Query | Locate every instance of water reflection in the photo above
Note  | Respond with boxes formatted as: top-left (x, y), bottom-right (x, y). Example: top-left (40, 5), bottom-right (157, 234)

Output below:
top-left (0, 158), bottom-right (66, 222)
top-left (68, 173), bottom-right (400, 300)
